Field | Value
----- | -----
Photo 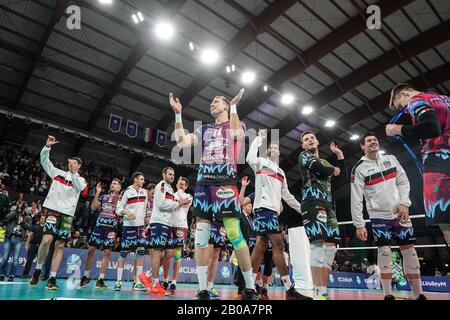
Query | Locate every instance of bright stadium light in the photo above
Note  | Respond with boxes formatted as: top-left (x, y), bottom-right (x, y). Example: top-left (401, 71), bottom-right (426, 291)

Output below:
top-left (325, 120), bottom-right (336, 128)
top-left (301, 106), bottom-right (314, 115)
top-left (263, 85), bottom-right (268, 92)
top-left (281, 94), bottom-right (294, 105)
top-left (200, 48), bottom-right (220, 65)
top-left (350, 134), bottom-right (360, 141)
top-left (137, 12), bottom-right (144, 22)
top-left (226, 65), bottom-right (231, 73)
top-left (241, 71), bottom-right (256, 84)
top-left (98, 0), bottom-right (113, 5)
top-left (154, 22), bottom-right (175, 40)
top-left (132, 14), bottom-right (139, 24)
top-left (189, 42), bottom-right (195, 51)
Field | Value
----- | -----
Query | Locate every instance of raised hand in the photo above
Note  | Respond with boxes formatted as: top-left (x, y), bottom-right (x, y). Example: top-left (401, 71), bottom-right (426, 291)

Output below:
top-left (241, 176), bottom-right (251, 187)
top-left (95, 182), bottom-right (102, 194)
top-left (46, 135), bottom-right (59, 147)
top-left (230, 88), bottom-right (245, 106)
top-left (258, 129), bottom-right (267, 140)
top-left (330, 142), bottom-right (343, 158)
top-left (169, 92), bottom-right (182, 114)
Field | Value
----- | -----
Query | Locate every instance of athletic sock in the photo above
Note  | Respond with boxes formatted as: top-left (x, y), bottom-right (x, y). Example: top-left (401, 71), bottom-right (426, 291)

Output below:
top-left (197, 266), bottom-right (208, 291)
top-left (263, 282), bottom-right (269, 289)
top-left (171, 280), bottom-right (177, 285)
top-left (409, 279), bottom-right (423, 298)
top-left (252, 273), bottom-right (257, 282)
top-left (84, 270), bottom-right (91, 278)
top-left (146, 270), bottom-right (151, 277)
top-left (36, 264), bottom-right (43, 270)
top-left (318, 286), bottom-right (327, 296)
top-left (207, 281), bottom-right (213, 290)
top-left (242, 270), bottom-right (255, 290)
top-left (136, 266), bottom-right (143, 280)
top-left (99, 273), bottom-right (105, 280)
top-left (152, 277), bottom-right (159, 286)
top-left (380, 279), bottom-right (393, 296)
top-left (164, 277), bottom-right (169, 283)
top-left (281, 275), bottom-right (292, 291)
top-left (117, 268), bottom-right (123, 282)
top-left (50, 272), bottom-right (57, 278)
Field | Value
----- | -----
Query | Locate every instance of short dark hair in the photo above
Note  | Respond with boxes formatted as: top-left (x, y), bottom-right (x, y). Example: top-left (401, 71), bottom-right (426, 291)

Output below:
top-left (389, 83), bottom-right (417, 109)
top-left (132, 172), bottom-right (144, 180)
top-left (70, 157), bottom-right (83, 166)
top-left (162, 167), bottom-right (174, 175)
top-left (146, 183), bottom-right (156, 191)
top-left (359, 132), bottom-right (377, 146)
top-left (179, 176), bottom-right (189, 187)
top-left (112, 178), bottom-right (122, 185)
top-left (300, 131), bottom-right (315, 141)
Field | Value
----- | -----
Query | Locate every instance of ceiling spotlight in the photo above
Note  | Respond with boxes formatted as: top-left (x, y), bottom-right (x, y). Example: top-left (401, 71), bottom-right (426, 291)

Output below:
top-left (189, 42), bottom-right (195, 51)
top-left (132, 14), bottom-right (139, 24)
top-left (241, 71), bottom-right (256, 84)
top-left (200, 48), bottom-right (220, 65)
top-left (74, 133), bottom-right (81, 139)
top-left (226, 65), bottom-right (231, 73)
top-left (89, 137), bottom-right (96, 143)
top-left (137, 12), bottom-right (144, 22)
top-left (350, 134), bottom-right (360, 141)
top-left (58, 127), bottom-right (66, 134)
top-left (281, 94), bottom-right (294, 105)
top-left (6, 112), bottom-right (14, 119)
top-left (42, 123), bottom-right (49, 129)
top-left (263, 85), bottom-right (268, 92)
top-left (154, 22), bottom-right (175, 40)
top-left (24, 118), bottom-right (32, 125)
top-left (325, 120), bottom-right (336, 128)
top-left (231, 64), bottom-right (236, 72)
top-left (98, 0), bottom-right (112, 4)
top-left (301, 106), bottom-right (314, 115)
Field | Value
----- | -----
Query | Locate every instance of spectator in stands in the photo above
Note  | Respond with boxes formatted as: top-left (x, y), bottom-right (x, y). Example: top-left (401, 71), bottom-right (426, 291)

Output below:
top-left (11, 192), bottom-right (27, 209)
top-left (0, 203), bottom-right (26, 281)
top-left (0, 185), bottom-right (9, 220)
top-left (0, 183), bottom-right (9, 197)
top-left (435, 268), bottom-right (442, 277)
top-left (67, 230), bottom-right (87, 249)
top-left (332, 260), bottom-right (339, 272)
top-left (75, 201), bottom-right (90, 231)
top-left (22, 214), bottom-right (46, 278)
top-left (25, 201), bottom-right (41, 225)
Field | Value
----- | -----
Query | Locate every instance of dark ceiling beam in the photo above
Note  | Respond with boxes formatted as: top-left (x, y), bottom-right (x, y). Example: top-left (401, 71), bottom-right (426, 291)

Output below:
top-left (280, 61), bottom-right (450, 177)
top-left (13, 0), bottom-right (69, 107)
top-left (72, 0), bottom-right (188, 155)
top-left (155, 0), bottom-right (299, 132)
top-left (236, 0), bottom-right (414, 119)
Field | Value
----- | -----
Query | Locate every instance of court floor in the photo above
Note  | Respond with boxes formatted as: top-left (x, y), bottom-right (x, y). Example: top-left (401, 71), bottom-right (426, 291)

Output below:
top-left (0, 279), bottom-right (449, 300)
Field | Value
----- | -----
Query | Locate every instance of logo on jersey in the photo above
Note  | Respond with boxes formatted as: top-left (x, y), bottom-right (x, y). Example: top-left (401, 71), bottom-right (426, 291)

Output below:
top-left (316, 210), bottom-right (327, 223)
top-left (107, 231), bottom-right (116, 240)
top-left (219, 227), bottom-right (227, 237)
top-left (205, 138), bottom-right (227, 151)
top-left (46, 216), bottom-right (57, 224)
top-left (399, 219), bottom-right (412, 228)
top-left (176, 229), bottom-right (185, 238)
top-left (216, 188), bottom-right (235, 199)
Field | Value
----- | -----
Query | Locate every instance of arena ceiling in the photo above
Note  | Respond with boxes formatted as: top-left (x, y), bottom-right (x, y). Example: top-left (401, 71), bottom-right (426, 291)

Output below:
top-left (0, 0), bottom-right (449, 193)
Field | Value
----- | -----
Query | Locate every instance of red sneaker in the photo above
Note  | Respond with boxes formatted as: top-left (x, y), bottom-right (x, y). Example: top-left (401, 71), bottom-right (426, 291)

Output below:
top-left (139, 273), bottom-right (152, 289)
top-left (150, 282), bottom-right (167, 295)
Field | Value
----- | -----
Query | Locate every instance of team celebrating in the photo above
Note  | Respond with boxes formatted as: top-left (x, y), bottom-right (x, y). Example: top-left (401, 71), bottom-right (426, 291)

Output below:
top-left (27, 83), bottom-right (449, 300)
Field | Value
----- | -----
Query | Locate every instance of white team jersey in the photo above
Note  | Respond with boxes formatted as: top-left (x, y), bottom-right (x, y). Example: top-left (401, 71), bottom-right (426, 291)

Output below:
top-left (150, 180), bottom-right (180, 226)
top-left (116, 185), bottom-right (147, 227)
top-left (171, 190), bottom-right (192, 228)
top-left (246, 136), bottom-right (301, 214)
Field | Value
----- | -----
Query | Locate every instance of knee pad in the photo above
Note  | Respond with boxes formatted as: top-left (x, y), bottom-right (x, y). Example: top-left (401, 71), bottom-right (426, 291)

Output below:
top-left (173, 247), bottom-right (182, 261)
top-left (324, 246), bottom-right (337, 269)
top-left (401, 247), bottom-right (420, 275)
top-left (377, 246), bottom-right (392, 274)
top-left (224, 217), bottom-right (247, 251)
top-left (119, 250), bottom-right (129, 259)
top-left (195, 222), bottom-right (211, 249)
top-left (310, 241), bottom-right (326, 268)
top-left (135, 247), bottom-right (146, 258)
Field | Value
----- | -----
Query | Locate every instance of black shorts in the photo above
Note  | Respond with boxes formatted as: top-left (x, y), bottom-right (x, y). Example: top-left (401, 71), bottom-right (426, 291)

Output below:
top-left (252, 208), bottom-right (281, 236)
top-left (43, 210), bottom-right (73, 241)
top-left (302, 202), bottom-right (340, 243)
top-left (88, 225), bottom-right (117, 250)
top-left (208, 221), bottom-right (227, 248)
top-left (371, 218), bottom-right (416, 246)
top-left (193, 185), bottom-right (240, 222)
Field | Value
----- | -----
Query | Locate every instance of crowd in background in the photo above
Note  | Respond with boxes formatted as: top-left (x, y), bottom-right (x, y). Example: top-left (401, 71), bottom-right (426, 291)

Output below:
top-left (0, 147), bottom-right (448, 281)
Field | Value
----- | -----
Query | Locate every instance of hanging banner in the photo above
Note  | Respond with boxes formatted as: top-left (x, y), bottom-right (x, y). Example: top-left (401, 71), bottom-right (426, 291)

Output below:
top-left (143, 127), bottom-right (154, 144)
top-left (108, 114), bottom-right (122, 133)
top-left (126, 120), bottom-right (138, 138)
top-left (156, 130), bottom-right (167, 148)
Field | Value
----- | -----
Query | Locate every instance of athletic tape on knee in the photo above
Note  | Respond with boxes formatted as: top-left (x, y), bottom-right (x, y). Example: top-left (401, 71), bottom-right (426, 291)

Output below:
top-left (377, 246), bottom-right (392, 274)
top-left (310, 242), bottom-right (326, 268)
top-left (401, 247), bottom-right (420, 275)
top-left (135, 247), bottom-right (146, 257)
top-left (173, 247), bottom-right (182, 261)
top-left (224, 217), bottom-right (247, 251)
top-left (324, 246), bottom-right (337, 269)
top-left (195, 222), bottom-right (211, 249)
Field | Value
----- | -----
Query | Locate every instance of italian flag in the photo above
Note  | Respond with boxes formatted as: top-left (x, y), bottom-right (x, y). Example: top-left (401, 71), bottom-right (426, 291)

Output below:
top-left (143, 127), bottom-right (153, 143)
